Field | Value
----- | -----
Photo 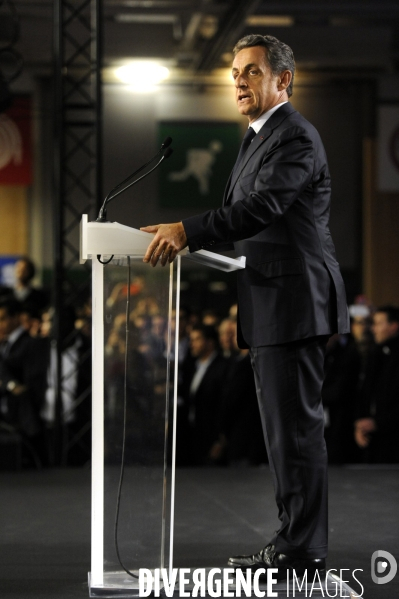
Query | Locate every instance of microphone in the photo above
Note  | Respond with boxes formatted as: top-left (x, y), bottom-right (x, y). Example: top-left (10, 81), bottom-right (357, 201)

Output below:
top-left (161, 136), bottom-right (172, 150)
top-left (96, 146), bottom-right (173, 222)
top-left (96, 137), bottom-right (173, 222)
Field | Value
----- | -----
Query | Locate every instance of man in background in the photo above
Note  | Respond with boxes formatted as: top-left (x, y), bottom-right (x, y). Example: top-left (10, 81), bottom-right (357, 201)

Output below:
top-left (178, 324), bottom-right (227, 465)
top-left (355, 305), bottom-right (399, 462)
top-left (0, 298), bottom-right (47, 462)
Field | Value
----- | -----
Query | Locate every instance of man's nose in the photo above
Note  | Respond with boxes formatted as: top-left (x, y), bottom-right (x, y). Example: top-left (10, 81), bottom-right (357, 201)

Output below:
top-left (235, 74), bottom-right (247, 88)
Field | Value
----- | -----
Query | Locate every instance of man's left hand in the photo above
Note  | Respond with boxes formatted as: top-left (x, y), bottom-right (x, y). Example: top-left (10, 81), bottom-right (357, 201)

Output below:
top-left (141, 222), bottom-right (188, 267)
top-left (355, 417), bottom-right (377, 433)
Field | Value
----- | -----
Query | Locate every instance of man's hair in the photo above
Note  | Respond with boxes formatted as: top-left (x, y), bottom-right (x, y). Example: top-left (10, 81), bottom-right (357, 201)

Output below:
top-left (191, 324), bottom-right (219, 345)
top-left (0, 297), bottom-right (22, 317)
top-left (233, 34), bottom-right (295, 98)
top-left (375, 305), bottom-right (399, 324)
top-left (18, 256), bottom-right (36, 282)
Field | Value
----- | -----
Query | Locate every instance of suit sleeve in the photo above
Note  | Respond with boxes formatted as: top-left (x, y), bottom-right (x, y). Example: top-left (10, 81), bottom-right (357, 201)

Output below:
top-left (182, 126), bottom-right (314, 252)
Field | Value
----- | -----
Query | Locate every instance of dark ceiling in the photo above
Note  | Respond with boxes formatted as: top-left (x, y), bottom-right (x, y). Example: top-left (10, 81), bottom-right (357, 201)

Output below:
top-left (1, 0), bottom-right (399, 84)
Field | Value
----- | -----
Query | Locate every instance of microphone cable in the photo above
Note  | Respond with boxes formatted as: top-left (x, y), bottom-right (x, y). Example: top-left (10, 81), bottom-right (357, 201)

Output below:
top-left (113, 255), bottom-right (139, 579)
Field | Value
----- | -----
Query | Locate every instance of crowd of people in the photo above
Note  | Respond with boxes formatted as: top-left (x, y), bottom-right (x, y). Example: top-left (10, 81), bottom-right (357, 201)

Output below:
top-left (172, 301), bottom-right (399, 466)
top-left (0, 256), bottom-right (398, 468)
top-left (0, 257), bottom-right (91, 468)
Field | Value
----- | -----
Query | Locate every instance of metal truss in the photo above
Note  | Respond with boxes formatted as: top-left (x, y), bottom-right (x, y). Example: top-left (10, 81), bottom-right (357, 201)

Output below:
top-left (52, 0), bottom-right (102, 465)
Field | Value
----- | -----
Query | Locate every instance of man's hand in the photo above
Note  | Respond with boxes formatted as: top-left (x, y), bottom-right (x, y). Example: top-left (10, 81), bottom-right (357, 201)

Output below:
top-left (354, 417), bottom-right (377, 448)
top-left (355, 417), bottom-right (377, 433)
top-left (141, 222), bottom-right (188, 267)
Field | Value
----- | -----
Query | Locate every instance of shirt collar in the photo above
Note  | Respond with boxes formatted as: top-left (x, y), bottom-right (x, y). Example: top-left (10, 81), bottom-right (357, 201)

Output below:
top-left (7, 326), bottom-right (25, 347)
top-left (196, 350), bottom-right (217, 369)
top-left (249, 101), bottom-right (288, 134)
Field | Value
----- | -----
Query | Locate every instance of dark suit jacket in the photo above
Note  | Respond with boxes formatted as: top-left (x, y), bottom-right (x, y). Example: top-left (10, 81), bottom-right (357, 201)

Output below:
top-left (322, 335), bottom-right (361, 463)
top-left (356, 335), bottom-right (399, 462)
top-left (0, 332), bottom-right (48, 436)
top-left (183, 103), bottom-right (349, 347)
top-left (179, 353), bottom-right (229, 464)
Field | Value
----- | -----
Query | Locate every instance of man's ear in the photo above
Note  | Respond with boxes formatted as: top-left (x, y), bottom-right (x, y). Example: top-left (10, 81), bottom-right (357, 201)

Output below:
top-left (278, 70), bottom-right (292, 91)
top-left (391, 321), bottom-right (399, 335)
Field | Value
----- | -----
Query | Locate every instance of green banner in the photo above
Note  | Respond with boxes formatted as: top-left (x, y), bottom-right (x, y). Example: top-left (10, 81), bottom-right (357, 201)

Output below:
top-left (158, 121), bottom-right (240, 209)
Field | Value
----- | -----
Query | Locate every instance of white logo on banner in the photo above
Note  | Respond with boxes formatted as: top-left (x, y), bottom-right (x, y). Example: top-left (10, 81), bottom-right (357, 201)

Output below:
top-left (169, 140), bottom-right (223, 195)
top-left (0, 113), bottom-right (23, 170)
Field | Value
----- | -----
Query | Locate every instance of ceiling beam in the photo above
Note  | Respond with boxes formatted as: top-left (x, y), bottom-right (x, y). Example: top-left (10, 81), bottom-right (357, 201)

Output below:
top-left (193, 0), bottom-right (262, 73)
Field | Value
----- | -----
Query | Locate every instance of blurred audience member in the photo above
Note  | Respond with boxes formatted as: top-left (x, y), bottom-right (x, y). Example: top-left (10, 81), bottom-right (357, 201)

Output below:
top-left (349, 303), bottom-right (374, 377)
top-left (354, 305), bottom-right (399, 462)
top-left (212, 330), bottom-right (266, 466)
top-left (202, 309), bottom-right (221, 327)
top-left (0, 298), bottom-right (48, 463)
top-left (40, 307), bottom-right (78, 425)
top-left (13, 257), bottom-right (48, 313)
top-left (228, 303), bottom-right (238, 322)
top-left (178, 324), bottom-right (228, 465)
top-left (40, 306), bottom-right (91, 465)
top-left (105, 276), bottom-right (145, 314)
top-left (105, 319), bottom-right (152, 422)
top-left (20, 304), bottom-right (42, 337)
top-left (218, 318), bottom-right (238, 359)
top-left (0, 283), bottom-right (13, 300)
top-left (322, 334), bottom-right (361, 463)
top-left (175, 308), bottom-right (191, 364)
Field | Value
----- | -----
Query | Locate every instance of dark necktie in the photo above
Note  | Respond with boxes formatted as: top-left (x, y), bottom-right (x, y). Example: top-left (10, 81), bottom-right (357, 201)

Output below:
top-left (232, 126), bottom-right (256, 178)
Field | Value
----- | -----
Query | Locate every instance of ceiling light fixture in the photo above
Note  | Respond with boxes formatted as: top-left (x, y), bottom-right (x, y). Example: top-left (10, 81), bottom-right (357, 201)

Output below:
top-left (114, 62), bottom-right (170, 91)
top-left (246, 15), bottom-right (294, 27)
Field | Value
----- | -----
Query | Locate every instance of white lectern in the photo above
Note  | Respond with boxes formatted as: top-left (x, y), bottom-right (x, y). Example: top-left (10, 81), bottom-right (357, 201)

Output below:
top-left (80, 215), bottom-right (245, 597)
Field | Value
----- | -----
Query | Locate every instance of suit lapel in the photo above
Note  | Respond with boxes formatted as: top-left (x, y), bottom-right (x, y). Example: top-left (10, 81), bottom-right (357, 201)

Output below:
top-left (224, 103), bottom-right (296, 205)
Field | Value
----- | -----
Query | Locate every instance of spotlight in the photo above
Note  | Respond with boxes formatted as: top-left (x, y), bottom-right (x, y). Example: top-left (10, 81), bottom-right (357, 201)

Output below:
top-left (115, 62), bottom-right (170, 91)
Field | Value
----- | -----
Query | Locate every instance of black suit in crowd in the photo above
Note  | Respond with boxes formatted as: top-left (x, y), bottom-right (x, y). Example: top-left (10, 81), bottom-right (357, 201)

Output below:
top-left (183, 102), bottom-right (349, 559)
top-left (322, 335), bottom-right (361, 463)
top-left (219, 352), bottom-right (266, 465)
top-left (178, 353), bottom-right (229, 465)
top-left (0, 331), bottom-right (48, 438)
top-left (356, 334), bottom-right (399, 463)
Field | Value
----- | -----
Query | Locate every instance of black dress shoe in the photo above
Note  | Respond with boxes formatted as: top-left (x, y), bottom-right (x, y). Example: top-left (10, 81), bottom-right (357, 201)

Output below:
top-left (228, 546), bottom-right (326, 580)
top-left (227, 544), bottom-right (275, 570)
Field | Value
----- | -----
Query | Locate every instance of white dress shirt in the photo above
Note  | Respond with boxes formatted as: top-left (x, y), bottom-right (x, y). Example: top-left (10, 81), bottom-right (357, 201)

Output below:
top-left (249, 101), bottom-right (288, 134)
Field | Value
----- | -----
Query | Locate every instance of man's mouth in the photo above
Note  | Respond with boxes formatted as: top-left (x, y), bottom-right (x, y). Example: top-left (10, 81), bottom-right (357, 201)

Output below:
top-left (238, 93), bottom-right (251, 103)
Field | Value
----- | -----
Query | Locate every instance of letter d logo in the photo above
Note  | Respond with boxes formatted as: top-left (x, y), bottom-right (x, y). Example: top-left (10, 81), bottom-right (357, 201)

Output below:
top-left (371, 551), bottom-right (397, 585)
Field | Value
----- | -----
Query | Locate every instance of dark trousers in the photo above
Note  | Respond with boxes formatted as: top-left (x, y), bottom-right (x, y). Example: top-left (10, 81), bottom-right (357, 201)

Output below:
top-left (250, 335), bottom-right (329, 559)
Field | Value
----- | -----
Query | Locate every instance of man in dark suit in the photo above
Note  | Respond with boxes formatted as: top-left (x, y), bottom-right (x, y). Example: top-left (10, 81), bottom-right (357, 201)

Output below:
top-left (0, 298), bottom-right (48, 463)
top-left (141, 34), bottom-right (349, 578)
top-left (354, 305), bottom-right (399, 462)
top-left (178, 324), bottom-right (228, 465)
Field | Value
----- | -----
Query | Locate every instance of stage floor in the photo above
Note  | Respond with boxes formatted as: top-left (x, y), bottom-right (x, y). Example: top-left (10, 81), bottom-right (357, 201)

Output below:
top-left (0, 465), bottom-right (398, 598)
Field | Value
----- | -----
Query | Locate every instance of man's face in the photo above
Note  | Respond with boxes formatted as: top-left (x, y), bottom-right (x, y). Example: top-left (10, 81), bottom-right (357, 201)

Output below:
top-left (15, 260), bottom-right (30, 284)
top-left (218, 320), bottom-right (235, 351)
top-left (351, 317), bottom-right (369, 342)
top-left (232, 46), bottom-right (283, 123)
top-left (0, 308), bottom-right (20, 339)
top-left (189, 330), bottom-right (206, 358)
top-left (372, 312), bottom-right (399, 345)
